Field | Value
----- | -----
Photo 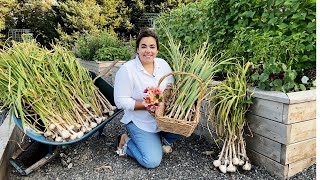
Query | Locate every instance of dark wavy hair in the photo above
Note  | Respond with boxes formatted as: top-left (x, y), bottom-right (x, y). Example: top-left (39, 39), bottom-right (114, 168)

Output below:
top-left (136, 29), bottom-right (159, 50)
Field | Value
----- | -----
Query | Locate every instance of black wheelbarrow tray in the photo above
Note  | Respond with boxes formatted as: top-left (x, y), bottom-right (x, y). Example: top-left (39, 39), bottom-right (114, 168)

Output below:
top-left (9, 72), bottom-right (123, 176)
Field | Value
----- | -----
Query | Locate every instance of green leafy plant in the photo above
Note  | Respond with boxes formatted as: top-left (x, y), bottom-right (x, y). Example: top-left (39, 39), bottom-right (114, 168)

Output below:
top-left (74, 31), bottom-right (131, 61)
top-left (94, 47), bottom-right (132, 61)
top-left (207, 0), bottom-right (316, 72)
top-left (155, 0), bottom-right (211, 55)
top-left (249, 61), bottom-right (314, 93)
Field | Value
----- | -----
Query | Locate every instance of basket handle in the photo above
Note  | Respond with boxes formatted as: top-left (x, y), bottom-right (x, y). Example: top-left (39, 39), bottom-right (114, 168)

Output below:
top-left (157, 71), bottom-right (204, 103)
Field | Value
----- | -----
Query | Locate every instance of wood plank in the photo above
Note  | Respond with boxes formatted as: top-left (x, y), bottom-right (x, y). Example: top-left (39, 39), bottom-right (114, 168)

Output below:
top-left (287, 156), bottom-right (316, 177)
top-left (287, 119), bottom-right (316, 144)
top-left (287, 90), bottom-right (316, 104)
top-left (0, 126), bottom-right (22, 180)
top-left (248, 87), bottom-right (289, 103)
top-left (246, 114), bottom-right (287, 144)
top-left (281, 138), bottom-right (316, 165)
top-left (249, 98), bottom-right (284, 122)
top-left (246, 133), bottom-right (282, 162)
top-left (247, 149), bottom-right (288, 179)
top-left (284, 102), bottom-right (316, 124)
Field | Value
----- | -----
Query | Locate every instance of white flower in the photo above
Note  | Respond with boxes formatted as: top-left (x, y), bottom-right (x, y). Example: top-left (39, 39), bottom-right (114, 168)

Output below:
top-left (301, 76), bottom-right (309, 84)
top-left (312, 80), bottom-right (316, 86)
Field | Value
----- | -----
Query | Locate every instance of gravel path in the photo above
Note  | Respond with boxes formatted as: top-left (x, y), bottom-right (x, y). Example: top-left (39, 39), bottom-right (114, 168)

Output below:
top-left (9, 113), bottom-right (316, 180)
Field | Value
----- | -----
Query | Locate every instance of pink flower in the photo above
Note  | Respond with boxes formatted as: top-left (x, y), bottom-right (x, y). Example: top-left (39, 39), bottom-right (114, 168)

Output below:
top-left (142, 86), bottom-right (163, 112)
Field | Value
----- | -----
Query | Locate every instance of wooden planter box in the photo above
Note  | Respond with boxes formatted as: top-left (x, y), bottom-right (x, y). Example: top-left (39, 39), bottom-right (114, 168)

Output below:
top-left (78, 59), bottom-right (125, 85)
top-left (196, 83), bottom-right (316, 179)
top-left (0, 116), bottom-right (23, 180)
top-left (245, 88), bottom-right (316, 179)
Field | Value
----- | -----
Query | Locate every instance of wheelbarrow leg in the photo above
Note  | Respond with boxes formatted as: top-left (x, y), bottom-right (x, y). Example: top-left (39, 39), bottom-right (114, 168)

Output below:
top-left (96, 126), bottom-right (106, 140)
top-left (23, 145), bottom-right (59, 175)
top-left (10, 144), bottom-right (59, 176)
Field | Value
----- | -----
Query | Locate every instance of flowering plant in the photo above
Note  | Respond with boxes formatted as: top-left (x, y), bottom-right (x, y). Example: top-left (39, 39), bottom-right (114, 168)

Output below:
top-left (142, 87), bottom-right (163, 112)
top-left (249, 61), bottom-right (316, 93)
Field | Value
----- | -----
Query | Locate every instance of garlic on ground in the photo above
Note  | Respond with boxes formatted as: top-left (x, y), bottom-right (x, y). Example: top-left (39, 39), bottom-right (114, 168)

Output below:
top-left (219, 164), bottom-right (227, 173)
top-left (162, 145), bottom-right (172, 153)
top-left (227, 163), bottom-right (237, 172)
top-left (238, 159), bottom-right (245, 166)
top-left (232, 157), bottom-right (239, 165)
top-left (242, 161), bottom-right (252, 171)
top-left (213, 160), bottom-right (221, 167)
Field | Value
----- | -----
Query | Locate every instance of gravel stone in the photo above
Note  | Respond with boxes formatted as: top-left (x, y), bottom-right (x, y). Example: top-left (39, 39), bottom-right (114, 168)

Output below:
top-left (9, 113), bottom-right (316, 180)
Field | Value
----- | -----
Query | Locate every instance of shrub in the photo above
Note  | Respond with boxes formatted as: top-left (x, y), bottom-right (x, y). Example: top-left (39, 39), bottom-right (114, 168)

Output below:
top-left (94, 47), bottom-right (132, 61)
top-left (155, 0), bottom-right (210, 55)
top-left (208, 0), bottom-right (316, 71)
top-left (74, 31), bottom-right (131, 61)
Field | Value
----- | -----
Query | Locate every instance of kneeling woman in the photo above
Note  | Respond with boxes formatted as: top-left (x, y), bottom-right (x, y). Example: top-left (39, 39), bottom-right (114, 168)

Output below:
top-left (114, 29), bottom-right (182, 168)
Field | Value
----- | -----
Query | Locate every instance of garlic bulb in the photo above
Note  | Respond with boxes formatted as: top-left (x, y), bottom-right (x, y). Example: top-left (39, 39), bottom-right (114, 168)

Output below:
top-left (70, 134), bottom-right (77, 140)
top-left (232, 157), bottom-right (239, 165)
top-left (61, 130), bottom-right (71, 139)
top-left (238, 159), bottom-right (245, 166)
top-left (213, 160), bottom-right (221, 167)
top-left (219, 165), bottom-right (227, 173)
top-left (49, 124), bottom-right (56, 130)
top-left (227, 164), bottom-right (237, 172)
top-left (162, 145), bottom-right (172, 154)
top-left (77, 131), bottom-right (84, 138)
top-left (242, 161), bottom-right (252, 171)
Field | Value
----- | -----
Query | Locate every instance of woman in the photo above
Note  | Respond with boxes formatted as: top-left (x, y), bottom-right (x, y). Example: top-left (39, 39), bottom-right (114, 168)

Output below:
top-left (114, 29), bottom-right (182, 168)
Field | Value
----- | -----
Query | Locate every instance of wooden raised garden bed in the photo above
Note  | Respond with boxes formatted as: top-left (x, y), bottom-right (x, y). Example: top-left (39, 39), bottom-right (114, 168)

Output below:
top-left (196, 83), bottom-right (315, 179)
top-left (78, 59), bottom-right (126, 85)
top-left (245, 88), bottom-right (316, 179)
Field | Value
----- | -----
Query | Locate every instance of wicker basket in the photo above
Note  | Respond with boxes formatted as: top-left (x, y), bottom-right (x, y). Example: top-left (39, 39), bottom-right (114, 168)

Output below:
top-left (155, 71), bottom-right (204, 137)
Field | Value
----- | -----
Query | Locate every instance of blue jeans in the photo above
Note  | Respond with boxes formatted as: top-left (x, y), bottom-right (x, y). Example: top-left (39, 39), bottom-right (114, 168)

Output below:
top-left (124, 122), bottom-right (182, 168)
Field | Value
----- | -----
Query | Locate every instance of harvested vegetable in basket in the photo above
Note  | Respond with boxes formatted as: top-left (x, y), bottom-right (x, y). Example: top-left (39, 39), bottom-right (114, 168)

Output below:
top-left (153, 25), bottom-right (232, 136)
top-left (159, 29), bottom-right (229, 122)
top-left (0, 41), bottom-right (116, 142)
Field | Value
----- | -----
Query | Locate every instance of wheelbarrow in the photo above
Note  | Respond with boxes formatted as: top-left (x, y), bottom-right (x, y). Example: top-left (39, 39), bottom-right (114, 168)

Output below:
top-left (9, 72), bottom-right (123, 176)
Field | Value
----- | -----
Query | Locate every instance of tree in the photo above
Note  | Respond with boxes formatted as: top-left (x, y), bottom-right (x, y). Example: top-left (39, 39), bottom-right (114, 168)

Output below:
top-left (0, 0), bottom-right (16, 46)
top-left (8, 0), bottom-right (59, 47)
top-left (122, 0), bottom-right (200, 37)
top-left (56, 0), bottom-right (132, 47)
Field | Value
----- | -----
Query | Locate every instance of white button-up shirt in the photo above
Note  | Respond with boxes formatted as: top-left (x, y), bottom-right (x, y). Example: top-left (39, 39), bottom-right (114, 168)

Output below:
top-left (114, 56), bottom-right (174, 132)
